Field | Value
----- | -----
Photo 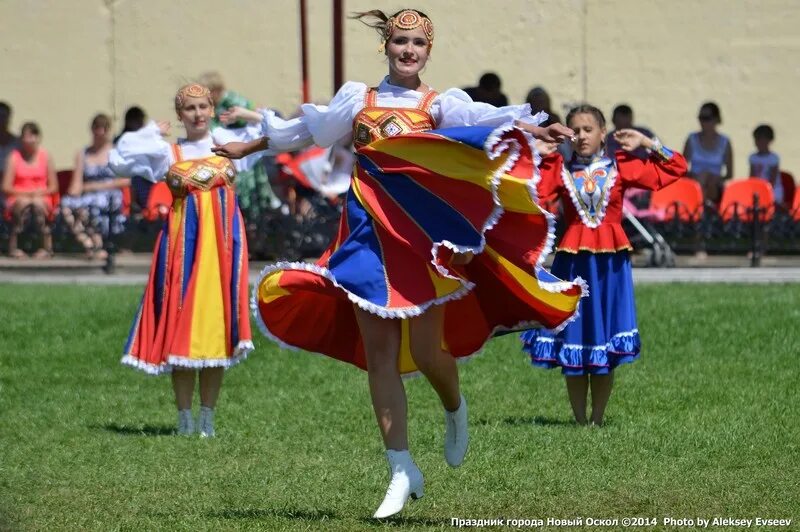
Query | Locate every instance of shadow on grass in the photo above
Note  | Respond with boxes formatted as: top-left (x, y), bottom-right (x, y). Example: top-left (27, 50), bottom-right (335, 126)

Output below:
top-left (207, 507), bottom-right (446, 527)
top-left (92, 422), bottom-right (175, 436)
top-left (358, 515), bottom-right (449, 527)
top-left (208, 507), bottom-right (338, 521)
top-left (475, 415), bottom-right (576, 427)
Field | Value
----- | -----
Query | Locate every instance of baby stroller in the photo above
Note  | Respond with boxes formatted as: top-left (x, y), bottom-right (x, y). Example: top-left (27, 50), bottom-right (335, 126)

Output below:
top-left (622, 189), bottom-right (675, 267)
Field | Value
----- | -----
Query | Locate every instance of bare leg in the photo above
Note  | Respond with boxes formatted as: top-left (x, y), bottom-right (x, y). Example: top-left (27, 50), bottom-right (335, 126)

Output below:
top-left (354, 306), bottom-right (406, 450)
top-left (408, 305), bottom-right (460, 411)
top-left (9, 201), bottom-right (31, 257)
top-left (589, 372), bottom-right (614, 426)
top-left (30, 202), bottom-right (52, 255)
top-left (171, 369), bottom-right (196, 410)
top-left (565, 375), bottom-right (589, 425)
top-left (8, 228), bottom-right (19, 256)
top-left (64, 207), bottom-right (94, 256)
top-left (198, 367), bottom-right (224, 408)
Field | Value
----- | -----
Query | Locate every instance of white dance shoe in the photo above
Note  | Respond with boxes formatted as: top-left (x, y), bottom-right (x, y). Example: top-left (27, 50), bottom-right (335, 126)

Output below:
top-left (444, 394), bottom-right (468, 467)
top-left (177, 409), bottom-right (194, 435)
top-left (373, 450), bottom-right (424, 519)
top-left (198, 406), bottom-right (215, 438)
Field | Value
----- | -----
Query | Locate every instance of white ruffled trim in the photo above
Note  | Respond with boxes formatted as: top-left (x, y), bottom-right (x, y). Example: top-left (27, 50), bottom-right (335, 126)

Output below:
top-left (560, 160), bottom-right (618, 229)
top-left (532, 328), bottom-right (640, 351)
top-left (120, 340), bottom-right (254, 376)
top-left (249, 260), bottom-right (471, 325)
top-left (121, 355), bottom-right (169, 375)
top-left (248, 262), bottom-right (478, 380)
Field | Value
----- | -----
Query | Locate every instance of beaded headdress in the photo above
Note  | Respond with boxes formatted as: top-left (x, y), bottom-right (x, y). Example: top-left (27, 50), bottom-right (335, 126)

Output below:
top-left (381, 10), bottom-right (434, 50)
top-left (174, 83), bottom-right (213, 112)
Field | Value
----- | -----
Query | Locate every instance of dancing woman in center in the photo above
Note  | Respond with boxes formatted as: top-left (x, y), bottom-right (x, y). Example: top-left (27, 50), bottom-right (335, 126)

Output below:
top-left (215, 8), bottom-right (584, 518)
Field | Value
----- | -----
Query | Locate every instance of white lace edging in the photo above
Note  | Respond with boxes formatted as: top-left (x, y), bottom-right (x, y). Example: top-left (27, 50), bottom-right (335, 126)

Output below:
top-left (120, 340), bottom-right (254, 376)
top-left (525, 327), bottom-right (640, 352)
top-left (532, 328), bottom-right (640, 350)
top-left (249, 260), bottom-right (473, 325)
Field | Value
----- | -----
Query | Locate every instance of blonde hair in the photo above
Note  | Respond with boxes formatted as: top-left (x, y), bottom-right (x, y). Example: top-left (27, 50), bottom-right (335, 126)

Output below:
top-left (198, 71), bottom-right (225, 91)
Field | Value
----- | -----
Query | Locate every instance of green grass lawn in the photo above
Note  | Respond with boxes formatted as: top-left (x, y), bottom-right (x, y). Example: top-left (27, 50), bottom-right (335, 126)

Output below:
top-left (0, 283), bottom-right (798, 531)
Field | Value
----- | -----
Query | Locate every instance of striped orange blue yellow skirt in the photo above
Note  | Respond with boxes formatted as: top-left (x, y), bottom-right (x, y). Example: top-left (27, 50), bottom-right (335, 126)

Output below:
top-left (252, 126), bottom-right (586, 376)
top-left (123, 181), bottom-right (253, 374)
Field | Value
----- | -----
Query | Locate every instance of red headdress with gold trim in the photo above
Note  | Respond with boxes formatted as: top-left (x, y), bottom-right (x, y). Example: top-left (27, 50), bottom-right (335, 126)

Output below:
top-left (381, 9), bottom-right (434, 51)
top-left (174, 83), bottom-right (214, 113)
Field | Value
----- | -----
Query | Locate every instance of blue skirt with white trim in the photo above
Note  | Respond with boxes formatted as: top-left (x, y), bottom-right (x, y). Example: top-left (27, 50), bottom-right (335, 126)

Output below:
top-left (521, 251), bottom-right (640, 375)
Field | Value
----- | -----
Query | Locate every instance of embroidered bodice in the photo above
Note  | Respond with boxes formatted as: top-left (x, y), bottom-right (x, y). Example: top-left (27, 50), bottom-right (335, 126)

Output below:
top-left (165, 145), bottom-right (236, 198)
top-left (560, 155), bottom-right (618, 229)
top-left (352, 87), bottom-right (438, 149)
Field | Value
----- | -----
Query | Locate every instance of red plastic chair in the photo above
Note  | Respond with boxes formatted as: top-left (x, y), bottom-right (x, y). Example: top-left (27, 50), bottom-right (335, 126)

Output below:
top-left (649, 178), bottom-right (704, 223)
top-left (143, 181), bottom-right (173, 221)
top-left (56, 169), bottom-right (73, 196)
top-left (779, 171), bottom-right (795, 207)
top-left (791, 183), bottom-right (800, 221)
top-left (49, 169), bottom-right (76, 220)
top-left (718, 178), bottom-right (774, 223)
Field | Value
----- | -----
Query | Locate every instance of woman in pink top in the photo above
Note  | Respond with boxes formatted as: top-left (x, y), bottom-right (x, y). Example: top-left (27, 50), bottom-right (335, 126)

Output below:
top-left (2, 122), bottom-right (58, 258)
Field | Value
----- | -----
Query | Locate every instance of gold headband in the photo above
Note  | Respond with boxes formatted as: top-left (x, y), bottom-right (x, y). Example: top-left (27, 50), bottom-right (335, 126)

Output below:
top-left (174, 83), bottom-right (213, 112)
top-left (381, 10), bottom-right (434, 50)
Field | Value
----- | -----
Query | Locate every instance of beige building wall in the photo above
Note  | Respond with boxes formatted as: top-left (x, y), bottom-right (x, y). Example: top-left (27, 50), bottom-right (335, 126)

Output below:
top-left (1, 0), bottom-right (798, 180)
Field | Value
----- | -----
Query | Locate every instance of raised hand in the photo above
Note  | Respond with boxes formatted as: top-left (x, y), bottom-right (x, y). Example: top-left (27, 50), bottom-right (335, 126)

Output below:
top-left (613, 129), bottom-right (653, 152)
top-left (219, 107), bottom-right (243, 126)
top-left (220, 106), bottom-right (263, 125)
top-left (542, 123), bottom-right (575, 143)
top-left (534, 139), bottom-right (560, 157)
top-left (515, 121), bottom-right (575, 143)
top-left (156, 120), bottom-right (171, 137)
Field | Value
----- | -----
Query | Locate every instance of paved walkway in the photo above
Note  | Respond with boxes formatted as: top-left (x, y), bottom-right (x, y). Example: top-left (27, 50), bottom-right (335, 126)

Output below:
top-left (0, 253), bottom-right (797, 285)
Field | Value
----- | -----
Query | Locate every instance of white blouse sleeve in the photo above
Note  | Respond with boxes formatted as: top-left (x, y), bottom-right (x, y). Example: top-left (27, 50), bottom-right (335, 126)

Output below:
top-left (433, 88), bottom-right (544, 129)
top-left (259, 81), bottom-right (365, 151)
top-left (109, 121), bottom-right (172, 182)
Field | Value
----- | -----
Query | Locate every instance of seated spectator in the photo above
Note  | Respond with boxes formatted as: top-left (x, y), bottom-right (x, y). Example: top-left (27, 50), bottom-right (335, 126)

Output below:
top-left (748, 124), bottom-right (782, 203)
top-left (199, 71), bottom-right (280, 218)
top-left (463, 72), bottom-right (509, 107)
top-left (115, 106), bottom-right (151, 209)
top-left (605, 104), bottom-right (655, 159)
top-left (113, 105), bottom-right (146, 144)
top-left (683, 102), bottom-right (733, 204)
top-left (0, 102), bottom-right (20, 184)
top-left (61, 114), bottom-right (130, 260)
top-left (525, 86), bottom-right (561, 126)
top-left (2, 122), bottom-right (57, 258)
top-left (199, 71), bottom-right (254, 128)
